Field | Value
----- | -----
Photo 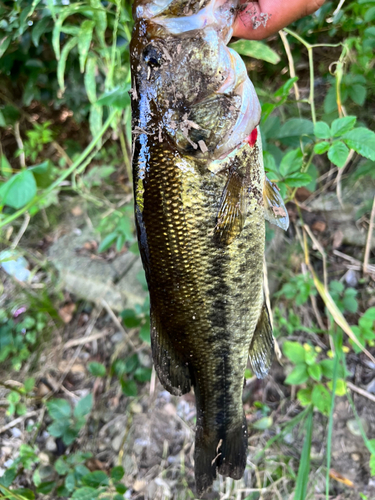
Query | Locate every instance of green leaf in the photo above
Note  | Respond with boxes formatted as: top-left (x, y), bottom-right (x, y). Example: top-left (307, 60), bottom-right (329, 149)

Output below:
top-left (0, 36), bottom-right (11, 58)
top-left (314, 122), bottom-right (331, 139)
top-left (307, 364), bottom-right (322, 381)
top-left (297, 388), bottom-right (312, 406)
top-left (78, 20), bottom-right (95, 73)
top-left (252, 416), bottom-right (273, 430)
top-left (58, 37), bottom-right (78, 92)
top-left (285, 364), bottom-right (309, 385)
top-left (349, 84), bottom-right (366, 106)
top-left (283, 341), bottom-right (306, 364)
top-left (96, 86), bottom-right (131, 109)
top-left (81, 471), bottom-right (109, 487)
top-left (89, 105), bottom-right (103, 142)
top-left (71, 486), bottom-right (99, 500)
top-left (98, 232), bottom-right (117, 253)
top-left (1, 154), bottom-right (12, 178)
top-left (229, 40), bottom-right (280, 64)
top-left (74, 394), bottom-right (93, 419)
top-left (46, 398), bottom-right (72, 420)
top-left (134, 367), bottom-right (152, 382)
top-left (0, 467), bottom-right (17, 487)
top-left (47, 420), bottom-right (69, 437)
top-left (284, 172), bottom-right (312, 188)
top-left (62, 427), bottom-right (78, 445)
top-left (331, 116), bottom-right (357, 137)
top-left (367, 439), bottom-right (375, 455)
top-left (54, 458), bottom-right (70, 475)
top-left (312, 384), bottom-right (331, 415)
top-left (120, 309), bottom-right (141, 328)
top-left (327, 141), bottom-right (350, 168)
top-left (327, 378), bottom-right (347, 396)
top-left (276, 119), bottom-right (314, 140)
top-left (29, 160), bottom-right (54, 188)
top-left (88, 362), bottom-right (106, 377)
top-left (85, 54), bottom-right (97, 104)
top-left (32, 17), bottom-right (50, 47)
top-left (342, 128), bottom-right (375, 161)
top-left (370, 454), bottom-right (375, 477)
top-left (279, 149), bottom-right (303, 177)
top-left (110, 466), bottom-right (125, 481)
top-left (36, 481), bottom-right (55, 494)
top-left (65, 472), bottom-right (75, 492)
top-left (294, 407), bottom-right (313, 500)
top-left (0, 170), bottom-right (37, 209)
top-left (314, 141), bottom-right (331, 154)
top-left (115, 483), bottom-right (127, 494)
top-left (273, 77), bottom-right (299, 98)
top-left (121, 379), bottom-right (138, 397)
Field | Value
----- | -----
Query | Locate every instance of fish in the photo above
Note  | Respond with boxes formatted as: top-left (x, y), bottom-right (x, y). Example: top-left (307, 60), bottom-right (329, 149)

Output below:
top-left (130, 0), bottom-right (289, 495)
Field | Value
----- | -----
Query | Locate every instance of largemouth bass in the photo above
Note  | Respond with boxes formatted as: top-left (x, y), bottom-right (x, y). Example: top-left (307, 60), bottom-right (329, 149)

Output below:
top-left (130, 0), bottom-right (289, 495)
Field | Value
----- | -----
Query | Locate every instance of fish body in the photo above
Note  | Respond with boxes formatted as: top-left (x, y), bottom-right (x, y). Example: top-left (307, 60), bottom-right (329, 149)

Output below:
top-left (130, 0), bottom-right (289, 495)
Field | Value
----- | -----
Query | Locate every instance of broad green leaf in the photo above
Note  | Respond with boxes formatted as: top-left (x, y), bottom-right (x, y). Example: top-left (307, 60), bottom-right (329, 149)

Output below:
top-left (252, 416), bottom-right (273, 430)
top-left (312, 384), bottom-right (331, 415)
top-left (58, 37), bottom-right (78, 91)
top-left (284, 172), bottom-right (312, 188)
top-left (85, 54), bottom-right (97, 104)
top-left (276, 119), bottom-right (314, 139)
top-left (91, 0), bottom-right (107, 47)
top-left (279, 149), bottom-right (303, 177)
top-left (88, 362), bottom-right (106, 377)
top-left (78, 20), bottom-right (95, 73)
top-left (0, 467), bottom-right (17, 487)
top-left (98, 232), bottom-right (117, 252)
top-left (36, 481), bottom-right (55, 494)
top-left (349, 84), bottom-right (366, 106)
top-left (229, 40), bottom-right (280, 64)
top-left (96, 86), bottom-right (131, 109)
top-left (0, 170), bottom-right (37, 209)
top-left (120, 309), bottom-right (141, 328)
top-left (65, 472), bottom-right (75, 492)
top-left (46, 398), bottom-right (72, 420)
top-left (81, 471), bottom-right (109, 487)
top-left (307, 364), bottom-right (322, 381)
top-left (314, 121), bottom-right (331, 139)
top-left (47, 420), bottom-right (70, 437)
top-left (370, 454), bottom-right (375, 477)
top-left (134, 367), bottom-right (152, 382)
top-left (29, 160), bottom-right (54, 188)
top-left (342, 128), bottom-right (375, 161)
top-left (121, 379), bottom-right (138, 397)
top-left (284, 364), bottom-right (309, 385)
top-left (89, 104), bottom-right (103, 141)
top-left (283, 341), bottom-right (306, 364)
top-left (74, 394), bottom-right (93, 419)
top-left (328, 141), bottom-right (350, 168)
top-left (297, 388), bottom-right (312, 406)
top-left (327, 378), bottom-right (347, 396)
top-left (71, 486), bottom-right (99, 500)
top-left (62, 427), bottom-right (78, 445)
top-left (273, 77), bottom-right (299, 98)
top-left (314, 141), bottom-right (331, 154)
top-left (1, 154), bottom-right (12, 178)
top-left (110, 466), bottom-right (125, 481)
top-left (54, 458), bottom-right (70, 475)
top-left (331, 116), bottom-right (356, 137)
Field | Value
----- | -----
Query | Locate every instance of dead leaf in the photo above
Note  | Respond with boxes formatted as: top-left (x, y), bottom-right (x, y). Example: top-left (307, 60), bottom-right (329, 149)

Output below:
top-left (133, 480), bottom-right (146, 492)
top-left (329, 469), bottom-right (354, 487)
top-left (71, 206), bottom-right (83, 217)
top-left (333, 229), bottom-right (344, 249)
top-left (58, 303), bottom-right (76, 323)
top-left (311, 220), bottom-right (326, 232)
top-left (58, 360), bottom-right (86, 373)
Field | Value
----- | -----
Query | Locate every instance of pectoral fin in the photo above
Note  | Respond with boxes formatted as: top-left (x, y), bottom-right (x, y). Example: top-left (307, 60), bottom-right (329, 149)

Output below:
top-left (151, 310), bottom-right (191, 396)
top-left (249, 303), bottom-right (274, 379)
top-left (263, 177), bottom-right (289, 231)
top-left (213, 168), bottom-right (246, 246)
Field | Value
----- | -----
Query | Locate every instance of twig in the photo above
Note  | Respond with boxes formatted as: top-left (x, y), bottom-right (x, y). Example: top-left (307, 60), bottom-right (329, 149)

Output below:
top-left (278, 30), bottom-right (301, 112)
top-left (14, 122), bottom-right (26, 168)
top-left (335, 150), bottom-right (354, 209)
top-left (0, 410), bottom-right (38, 435)
top-left (63, 328), bottom-right (112, 349)
top-left (10, 213), bottom-right (30, 250)
top-left (53, 141), bottom-right (73, 166)
top-left (333, 0), bottom-right (347, 16)
top-left (346, 381), bottom-right (375, 404)
top-left (363, 195), bottom-right (375, 274)
top-left (101, 298), bottom-right (135, 350)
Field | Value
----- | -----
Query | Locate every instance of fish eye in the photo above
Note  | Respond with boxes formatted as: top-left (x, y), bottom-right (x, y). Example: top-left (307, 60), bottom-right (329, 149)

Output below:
top-left (142, 44), bottom-right (163, 67)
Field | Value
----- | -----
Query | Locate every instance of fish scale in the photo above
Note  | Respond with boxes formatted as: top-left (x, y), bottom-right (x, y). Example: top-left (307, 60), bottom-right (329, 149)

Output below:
top-left (130, 0), bottom-right (289, 495)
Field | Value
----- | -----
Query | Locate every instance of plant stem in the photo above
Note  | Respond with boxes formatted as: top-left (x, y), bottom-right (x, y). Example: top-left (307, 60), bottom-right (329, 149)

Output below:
top-left (0, 110), bottom-right (118, 230)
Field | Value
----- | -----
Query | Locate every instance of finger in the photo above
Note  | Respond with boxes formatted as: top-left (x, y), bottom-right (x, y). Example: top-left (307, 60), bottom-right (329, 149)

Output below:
top-left (232, 0), bottom-right (326, 40)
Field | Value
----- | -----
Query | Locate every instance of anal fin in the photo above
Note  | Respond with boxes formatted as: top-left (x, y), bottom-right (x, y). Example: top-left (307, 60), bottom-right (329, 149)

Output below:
top-left (249, 303), bottom-right (274, 379)
top-left (151, 310), bottom-right (191, 396)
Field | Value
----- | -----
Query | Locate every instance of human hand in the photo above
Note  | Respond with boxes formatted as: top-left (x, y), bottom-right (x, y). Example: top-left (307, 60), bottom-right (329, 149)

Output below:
top-left (232, 0), bottom-right (326, 40)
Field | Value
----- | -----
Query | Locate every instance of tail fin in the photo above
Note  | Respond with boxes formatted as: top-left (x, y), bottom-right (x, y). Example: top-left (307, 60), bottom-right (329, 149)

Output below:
top-left (194, 415), bottom-right (248, 497)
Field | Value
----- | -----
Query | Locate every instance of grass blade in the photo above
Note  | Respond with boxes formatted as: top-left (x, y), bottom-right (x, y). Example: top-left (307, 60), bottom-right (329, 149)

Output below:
top-left (294, 405), bottom-right (313, 500)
